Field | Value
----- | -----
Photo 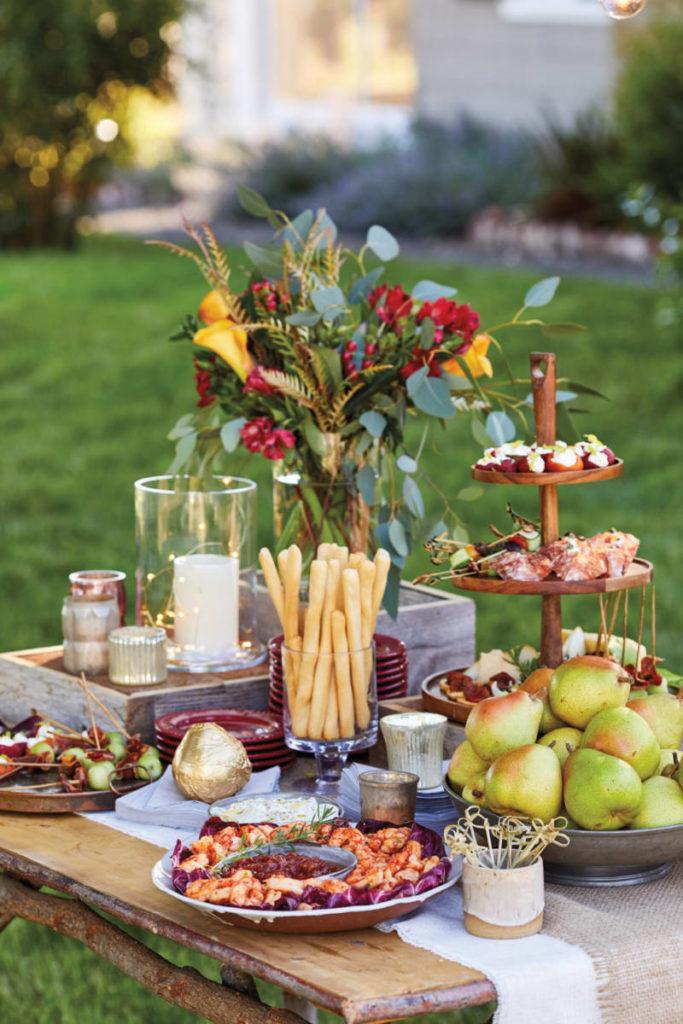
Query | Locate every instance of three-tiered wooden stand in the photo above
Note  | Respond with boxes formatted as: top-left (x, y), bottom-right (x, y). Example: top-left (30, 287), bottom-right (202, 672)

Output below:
top-left (452, 352), bottom-right (653, 667)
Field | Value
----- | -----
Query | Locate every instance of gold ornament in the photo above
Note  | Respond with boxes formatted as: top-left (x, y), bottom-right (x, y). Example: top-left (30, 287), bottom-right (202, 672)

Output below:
top-left (172, 722), bottom-right (252, 803)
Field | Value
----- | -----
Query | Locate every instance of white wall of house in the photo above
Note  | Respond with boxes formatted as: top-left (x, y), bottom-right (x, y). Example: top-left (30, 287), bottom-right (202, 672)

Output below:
top-left (411, 0), bottom-right (617, 128)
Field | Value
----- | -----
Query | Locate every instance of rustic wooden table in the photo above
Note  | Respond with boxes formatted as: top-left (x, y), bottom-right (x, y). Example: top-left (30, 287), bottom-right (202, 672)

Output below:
top-left (0, 812), bottom-right (496, 1023)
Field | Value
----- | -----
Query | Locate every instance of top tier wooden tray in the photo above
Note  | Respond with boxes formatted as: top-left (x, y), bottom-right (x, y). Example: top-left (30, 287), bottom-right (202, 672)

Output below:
top-left (471, 459), bottom-right (624, 486)
top-left (452, 557), bottom-right (652, 596)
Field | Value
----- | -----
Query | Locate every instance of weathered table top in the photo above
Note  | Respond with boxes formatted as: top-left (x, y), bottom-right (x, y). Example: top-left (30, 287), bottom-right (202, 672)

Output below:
top-left (0, 813), bottom-right (495, 1023)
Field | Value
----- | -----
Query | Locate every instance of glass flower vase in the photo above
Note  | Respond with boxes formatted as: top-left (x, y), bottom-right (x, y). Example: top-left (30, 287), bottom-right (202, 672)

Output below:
top-left (134, 475), bottom-right (265, 672)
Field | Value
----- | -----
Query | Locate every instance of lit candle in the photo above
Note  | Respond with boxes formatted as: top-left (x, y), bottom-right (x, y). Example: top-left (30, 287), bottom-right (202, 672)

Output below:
top-left (173, 553), bottom-right (239, 658)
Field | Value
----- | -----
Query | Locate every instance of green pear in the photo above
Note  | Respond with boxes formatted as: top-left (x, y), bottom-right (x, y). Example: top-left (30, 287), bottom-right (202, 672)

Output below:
top-left (563, 748), bottom-right (642, 830)
top-left (447, 741), bottom-right (488, 790)
top-left (465, 690), bottom-right (543, 761)
top-left (462, 771), bottom-right (487, 806)
top-left (549, 656), bottom-right (630, 729)
top-left (485, 743), bottom-right (562, 823)
top-left (538, 727), bottom-right (583, 768)
top-left (520, 667), bottom-right (564, 733)
top-left (629, 776), bottom-right (683, 828)
top-left (626, 693), bottom-right (683, 749)
top-left (580, 706), bottom-right (660, 780)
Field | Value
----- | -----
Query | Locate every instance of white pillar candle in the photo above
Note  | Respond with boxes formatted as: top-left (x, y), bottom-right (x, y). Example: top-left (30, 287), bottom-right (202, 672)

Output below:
top-left (173, 553), bottom-right (239, 656)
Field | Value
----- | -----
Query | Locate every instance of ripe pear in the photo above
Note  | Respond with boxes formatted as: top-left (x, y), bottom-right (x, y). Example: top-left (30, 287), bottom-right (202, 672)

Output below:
top-left (658, 748), bottom-right (680, 776)
top-left (549, 656), bottom-right (630, 729)
top-left (563, 748), bottom-right (642, 830)
top-left (521, 667), bottom-right (564, 733)
top-left (538, 726), bottom-right (583, 768)
top-left (447, 741), bottom-right (488, 790)
top-left (485, 743), bottom-right (562, 823)
top-left (462, 771), bottom-right (487, 806)
top-left (580, 706), bottom-right (660, 781)
top-left (465, 690), bottom-right (543, 761)
top-left (626, 693), bottom-right (683, 749)
top-left (629, 776), bottom-right (683, 829)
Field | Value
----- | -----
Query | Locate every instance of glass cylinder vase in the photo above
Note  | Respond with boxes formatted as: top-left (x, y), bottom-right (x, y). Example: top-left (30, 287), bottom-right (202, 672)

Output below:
top-left (134, 475), bottom-right (265, 673)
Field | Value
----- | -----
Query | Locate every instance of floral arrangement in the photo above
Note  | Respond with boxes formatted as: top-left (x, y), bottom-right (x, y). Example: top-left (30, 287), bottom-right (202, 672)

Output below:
top-left (152, 188), bottom-right (583, 613)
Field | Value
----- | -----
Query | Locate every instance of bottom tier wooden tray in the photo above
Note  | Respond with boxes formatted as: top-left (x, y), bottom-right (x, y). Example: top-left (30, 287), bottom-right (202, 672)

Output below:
top-left (450, 558), bottom-right (652, 596)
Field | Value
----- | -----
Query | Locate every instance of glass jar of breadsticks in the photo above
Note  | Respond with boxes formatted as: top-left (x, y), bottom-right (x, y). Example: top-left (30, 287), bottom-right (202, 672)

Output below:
top-left (259, 543), bottom-right (391, 784)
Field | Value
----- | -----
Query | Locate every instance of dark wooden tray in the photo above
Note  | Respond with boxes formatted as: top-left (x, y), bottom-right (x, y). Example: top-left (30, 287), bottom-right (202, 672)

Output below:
top-left (420, 669), bottom-right (473, 723)
top-left (471, 459), bottom-right (624, 487)
top-left (450, 557), bottom-right (652, 596)
top-left (0, 776), bottom-right (148, 814)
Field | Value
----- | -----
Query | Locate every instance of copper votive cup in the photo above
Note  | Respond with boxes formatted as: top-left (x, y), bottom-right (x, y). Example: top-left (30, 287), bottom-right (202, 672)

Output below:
top-left (359, 770), bottom-right (419, 826)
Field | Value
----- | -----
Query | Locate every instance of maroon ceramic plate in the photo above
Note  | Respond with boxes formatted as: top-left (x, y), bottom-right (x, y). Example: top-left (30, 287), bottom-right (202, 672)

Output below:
top-left (155, 709), bottom-right (283, 743)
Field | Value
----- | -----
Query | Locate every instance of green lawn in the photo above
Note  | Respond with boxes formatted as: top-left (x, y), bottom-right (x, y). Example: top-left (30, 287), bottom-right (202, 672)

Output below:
top-left (0, 234), bottom-right (678, 1021)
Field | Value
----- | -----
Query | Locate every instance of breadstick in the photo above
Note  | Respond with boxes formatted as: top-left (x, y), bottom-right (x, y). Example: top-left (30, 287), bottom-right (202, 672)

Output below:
top-left (337, 547), bottom-right (349, 574)
top-left (342, 568), bottom-right (370, 729)
top-left (323, 674), bottom-right (340, 740)
top-left (295, 559), bottom-right (327, 705)
top-left (285, 635), bottom-right (302, 715)
top-left (283, 545), bottom-right (301, 645)
top-left (359, 558), bottom-right (376, 684)
top-left (307, 560), bottom-right (339, 738)
top-left (277, 547), bottom-right (289, 586)
top-left (349, 552), bottom-right (364, 572)
top-left (372, 548), bottom-right (391, 628)
top-left (332, 610), bottom-right (355, 738)
top-left (317, 542), bottom-right (332, 561)
top-left (259, 547), bottom-right (284, 628)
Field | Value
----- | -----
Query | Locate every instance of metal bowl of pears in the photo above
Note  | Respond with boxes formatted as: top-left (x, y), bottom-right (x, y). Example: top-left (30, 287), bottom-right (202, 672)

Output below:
top-left (443, 774), bottom-right (683, 887)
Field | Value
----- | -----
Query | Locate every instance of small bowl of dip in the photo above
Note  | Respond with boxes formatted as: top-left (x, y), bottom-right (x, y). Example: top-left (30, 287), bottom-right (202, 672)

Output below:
top-left (208, 792), bottom-right (343, 826)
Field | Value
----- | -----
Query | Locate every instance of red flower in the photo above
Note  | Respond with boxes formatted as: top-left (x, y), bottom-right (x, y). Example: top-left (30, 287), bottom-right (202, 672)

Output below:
top-left (193, 358), bottom-right (215, 407)
top-left (417, 299), bottom-right (480, 351)
top-left (243, 366), bottom-right (275, 395)
top-left (368, 284), bottom-right (412, 329)
top-left (240, 418), bottom-right (296, 460)
top-left (250, 281), bottom-right (289, 314)
top-left (401, 347), bottom-right (443, 380)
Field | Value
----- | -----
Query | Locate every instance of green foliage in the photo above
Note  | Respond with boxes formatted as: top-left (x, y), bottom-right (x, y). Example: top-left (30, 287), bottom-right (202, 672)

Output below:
top-left (614, 3), bottom-right (683, 202)
top-left (533, 111), bottom-right (626, 228)
top-left (0, 0), bottom-right (184, 248)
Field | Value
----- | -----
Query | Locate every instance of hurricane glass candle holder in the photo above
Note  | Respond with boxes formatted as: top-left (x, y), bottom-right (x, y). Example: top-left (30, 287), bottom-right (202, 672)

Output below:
top-left (134, 475), bottom-right (265, 672)
top-left (380, 712), bottom-right (447, 789)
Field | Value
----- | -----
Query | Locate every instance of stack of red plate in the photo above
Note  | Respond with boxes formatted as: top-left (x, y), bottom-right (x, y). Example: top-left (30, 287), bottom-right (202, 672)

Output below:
top-left (268, 633), bottom-right (408, 715)
top-left (154, 709), bottom-right (295, 769)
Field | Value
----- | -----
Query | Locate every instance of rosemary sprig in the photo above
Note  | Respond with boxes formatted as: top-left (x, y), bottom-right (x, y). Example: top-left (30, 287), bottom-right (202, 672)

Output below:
top-left (212, 805), bottom-right (338, 877)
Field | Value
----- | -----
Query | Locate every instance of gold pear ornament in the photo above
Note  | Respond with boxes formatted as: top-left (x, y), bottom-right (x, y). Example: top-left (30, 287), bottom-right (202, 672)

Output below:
top-left (172, 722), bottom-right (252, 803)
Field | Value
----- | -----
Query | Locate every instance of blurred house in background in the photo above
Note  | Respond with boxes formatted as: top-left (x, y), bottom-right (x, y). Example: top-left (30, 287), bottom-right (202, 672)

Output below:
top-left (179, 0), bottom-right (618, 147)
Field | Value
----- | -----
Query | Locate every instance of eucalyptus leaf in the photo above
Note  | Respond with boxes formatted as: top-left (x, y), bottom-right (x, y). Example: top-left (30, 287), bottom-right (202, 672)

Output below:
top-left (243, 240), bottom-right (284, 281)
top-left (406, 366), bottom-right (455, 419)
top-left (541, 322), bottom-right (587, 337)
top-left (418, 317), bottom-right (435, 350)
top-left (219, 417), bottom-right (246, 453)
top-left (303, 418), bottom-right (327, 456)
top-left (286, 310), bottom-right (321, 327)
top-left (280, 209), bottom-right (315, 248)
top-left (382, 564), bottom-right (401, 619)
top-left (471, 417), bottom-right (492, 447)
top-left (486, 410), bottom-right (516, 445)
top-left (403, 475), bottom-right (425, 518)
top-left (565, 380), bottom-right (610, 400)
top-left (359, 410), bottom-right (386, 438)
top-left (168, 432), bottom-right (196, 474)
top-left (524, 276), bottom-right (560, 308)
top-left (366, 224), bottom-right (400, 261)
top-left (412, 280), bottom-right (457, 302)
top-left (356, 465), bottom-right (377, 506)
top-left (349, 266), bottom-right (385, 305)
top-left (525, 391), bottom-right (578, 406)
top-left (430, 519), bottom-right (447, 538)
top-left (313, 211), bottom-right (338, 248)
top-left (457, 486), bottom-right (483, 502)
top-left (397, 454), bottom-right (418, 474)
top-left (167, 413), bottom-right (195, 441)
top-left (388, 518), bottom-right (409, 557)
top-left (311, 285), bottom-right (347, 321)
top-left (236, 185), bottom-right (274, 221)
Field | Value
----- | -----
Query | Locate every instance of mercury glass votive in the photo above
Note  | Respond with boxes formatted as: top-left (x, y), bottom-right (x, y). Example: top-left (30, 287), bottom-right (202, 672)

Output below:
top-left (69, 570), bottom-right (127, 625)
top-left (62, 594), bottom-right (119, 676)
top-left (380, 712), bottom-right (448, 790)
top-left (108, 626), bottom-right (167, 687)
top-left (359, 770), bottom-right (419, 825)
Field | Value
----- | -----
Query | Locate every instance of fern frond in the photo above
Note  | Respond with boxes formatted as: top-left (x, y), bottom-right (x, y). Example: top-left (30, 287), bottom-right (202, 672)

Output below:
top-left (145, 240), bottom-right (215, 287)
top-left (202, 223), bottom-right (230, 289)
top-left (261, 370), bottom-right (315, 407)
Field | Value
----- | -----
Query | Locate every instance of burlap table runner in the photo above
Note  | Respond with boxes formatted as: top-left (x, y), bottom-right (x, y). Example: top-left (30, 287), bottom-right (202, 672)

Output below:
top-left (543, 860), bottom-right (683, 1023)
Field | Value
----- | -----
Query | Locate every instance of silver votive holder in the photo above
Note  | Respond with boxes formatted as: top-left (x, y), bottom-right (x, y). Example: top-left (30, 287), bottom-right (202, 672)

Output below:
top-left (108, 626), bottom-right (167, 687)
top-left (62, 594), bottom-right (119, 676)
top-left (359, 770), bottom-right (419, 825)
top-left (380, 712), bottom-right (448, 790)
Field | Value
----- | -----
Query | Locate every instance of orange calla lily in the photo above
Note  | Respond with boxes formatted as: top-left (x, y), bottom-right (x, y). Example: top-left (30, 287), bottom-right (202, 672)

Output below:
top-left (193, 321), bottom-right (255, 382)
top-left (443, 333), bottom-right (494, 379)
top-left (198, 289), bottom-right (231, 324)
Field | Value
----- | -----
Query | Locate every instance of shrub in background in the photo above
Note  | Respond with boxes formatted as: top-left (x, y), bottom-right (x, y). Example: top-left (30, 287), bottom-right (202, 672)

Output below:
top-left (230, 118), bottom-right (539, 237)
top-left (0, 0), bottom-right (184, 248)
top-left (614, 1), bottom-right (683, 203)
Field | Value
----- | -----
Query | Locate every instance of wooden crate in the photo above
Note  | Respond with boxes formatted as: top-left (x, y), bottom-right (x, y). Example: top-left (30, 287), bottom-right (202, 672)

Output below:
top-left (0, 646), bottom-right (270, 741)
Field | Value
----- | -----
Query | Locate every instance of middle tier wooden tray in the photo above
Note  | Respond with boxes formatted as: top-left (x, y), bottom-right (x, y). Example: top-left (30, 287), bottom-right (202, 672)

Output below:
top-left (450, 557), bottom-right (653, 596)
top-left (471, 459), bottom-right (624, 486)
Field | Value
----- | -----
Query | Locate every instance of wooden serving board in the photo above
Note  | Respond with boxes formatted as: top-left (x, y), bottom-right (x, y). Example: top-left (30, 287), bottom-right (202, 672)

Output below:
top-left (471, 459), bottom-right (624, 486)
top-left (0, 646), bottom-right (270, 742)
